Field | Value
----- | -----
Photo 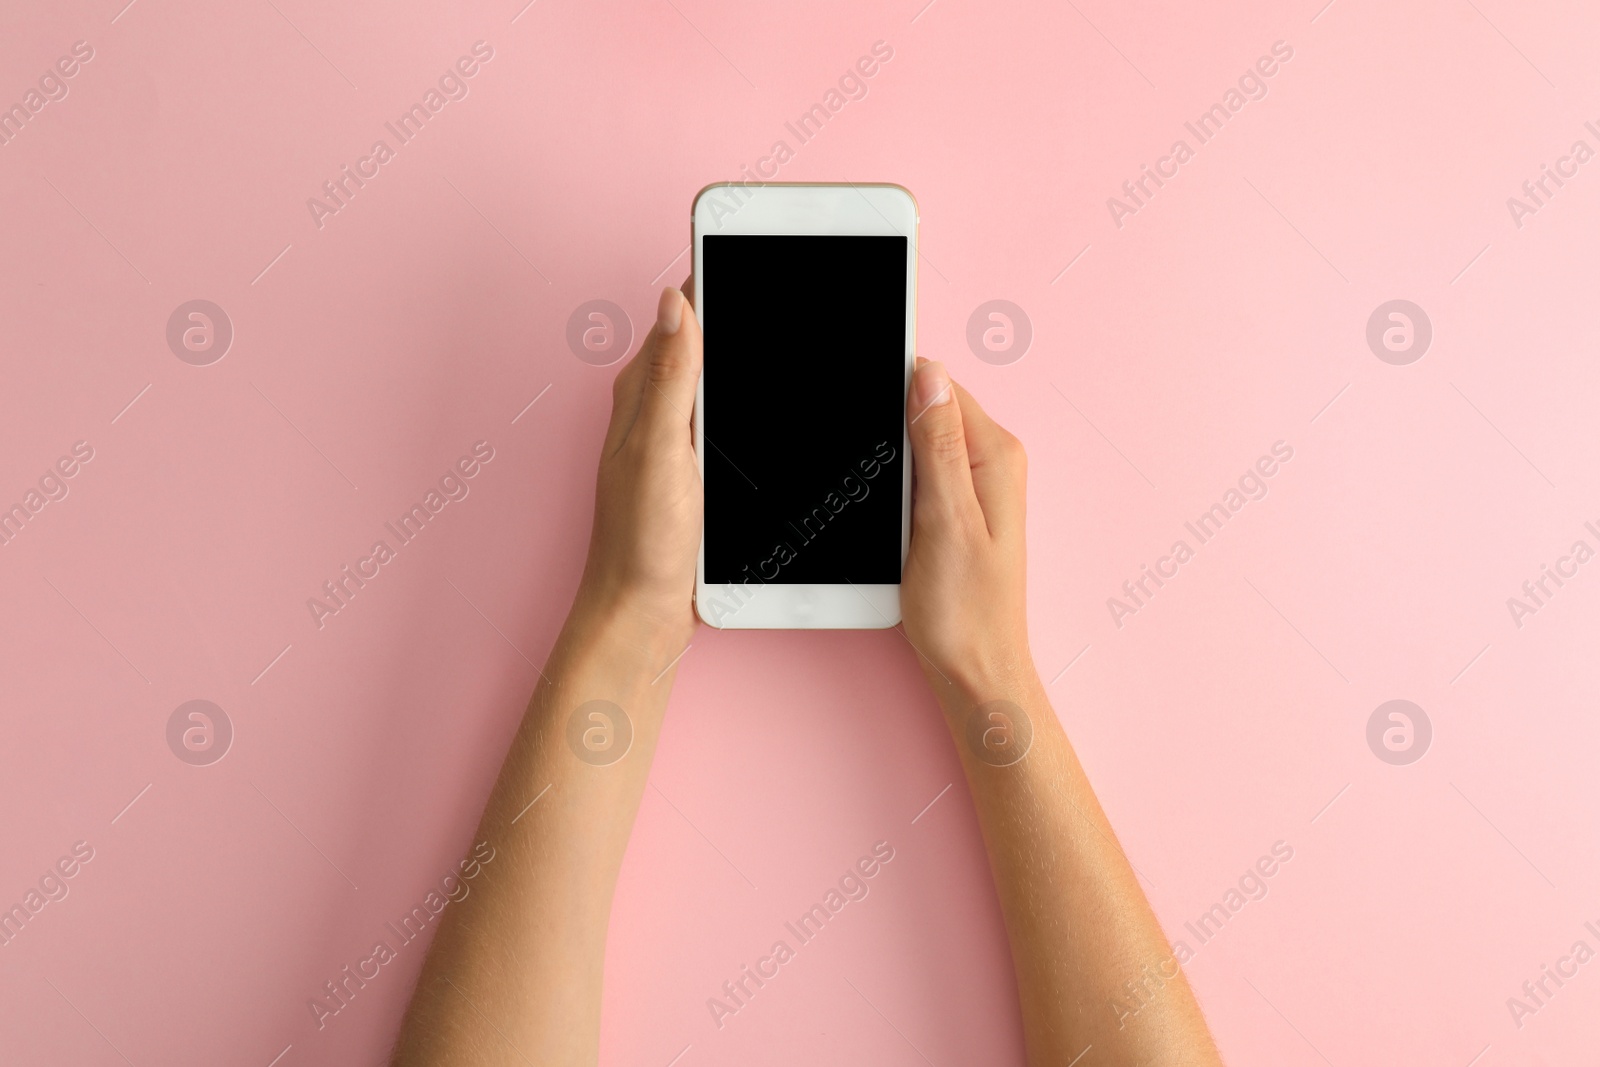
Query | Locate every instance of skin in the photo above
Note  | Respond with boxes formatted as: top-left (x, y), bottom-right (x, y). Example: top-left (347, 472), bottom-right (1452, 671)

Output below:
top-left (391, 283), bottom-right (1224, 1066)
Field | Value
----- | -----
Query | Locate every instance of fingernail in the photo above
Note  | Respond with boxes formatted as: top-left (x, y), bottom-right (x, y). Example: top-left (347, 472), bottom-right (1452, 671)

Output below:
top-left (916, 361), bottom-right (952, 410)
top-left (656, 287), bottom-right (683, 336)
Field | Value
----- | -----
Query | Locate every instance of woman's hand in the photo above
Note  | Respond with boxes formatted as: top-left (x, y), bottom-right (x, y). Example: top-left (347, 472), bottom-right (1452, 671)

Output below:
top-left (393, 284), bottom-right (705, 1067)
top-left (900, 358), bottom-right (1034, 694)
top-left (576, 283), bottom-right (703, 650)
top-left (898, 361), bottom-right (1226, 1067)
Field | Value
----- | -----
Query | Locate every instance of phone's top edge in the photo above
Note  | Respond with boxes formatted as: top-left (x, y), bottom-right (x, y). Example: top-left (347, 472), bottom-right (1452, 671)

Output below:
top-left (691, 182), bottom-right (918, 217)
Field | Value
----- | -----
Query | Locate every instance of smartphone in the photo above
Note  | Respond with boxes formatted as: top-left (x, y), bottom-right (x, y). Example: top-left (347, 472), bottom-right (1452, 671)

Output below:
top-left (691, 182), bottom-right (917, 629)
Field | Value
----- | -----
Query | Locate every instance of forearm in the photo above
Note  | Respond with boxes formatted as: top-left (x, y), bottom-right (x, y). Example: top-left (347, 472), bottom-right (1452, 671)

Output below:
top-left (932, 660), bottom-right (1223, 1067)
top-left (392, 592), bottom-right (686, 1067)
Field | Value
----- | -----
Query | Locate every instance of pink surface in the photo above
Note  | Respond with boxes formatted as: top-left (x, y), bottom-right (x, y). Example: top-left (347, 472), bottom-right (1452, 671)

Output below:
top-left (2, 0), bottom-right (1598, 1063)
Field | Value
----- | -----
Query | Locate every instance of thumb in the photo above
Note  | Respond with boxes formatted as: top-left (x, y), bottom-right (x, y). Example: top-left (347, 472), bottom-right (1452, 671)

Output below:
top-left (633, 286), bottom-right (702, 444)
top-left (908, 359), bottom-right (976, 520)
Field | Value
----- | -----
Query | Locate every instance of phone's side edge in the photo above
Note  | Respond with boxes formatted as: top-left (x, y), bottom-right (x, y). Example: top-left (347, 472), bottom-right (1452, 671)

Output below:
top-left (690, 196), bottom-right (720, 628)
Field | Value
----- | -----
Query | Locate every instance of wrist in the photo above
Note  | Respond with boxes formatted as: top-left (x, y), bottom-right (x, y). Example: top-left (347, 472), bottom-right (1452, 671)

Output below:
top-left (920, 642), bottom-right (1043, 715)
top-left (920, 652), bottom-right (1065, 776)
top-left (563, 582), bottom-right (694, 681)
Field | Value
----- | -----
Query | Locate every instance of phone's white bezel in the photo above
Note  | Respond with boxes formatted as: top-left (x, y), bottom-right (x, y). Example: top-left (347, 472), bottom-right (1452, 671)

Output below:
top-left (691, 182), bottom-right (917, 630)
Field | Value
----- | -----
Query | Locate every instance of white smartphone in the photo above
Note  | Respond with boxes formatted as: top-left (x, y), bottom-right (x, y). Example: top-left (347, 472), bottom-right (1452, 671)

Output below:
top-left (691, 182), bottom-right (917, 629)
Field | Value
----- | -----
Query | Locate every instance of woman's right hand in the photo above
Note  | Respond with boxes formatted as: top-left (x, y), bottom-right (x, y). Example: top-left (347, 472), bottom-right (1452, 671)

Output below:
top-left (900, 358), bottom-right (1035, 699)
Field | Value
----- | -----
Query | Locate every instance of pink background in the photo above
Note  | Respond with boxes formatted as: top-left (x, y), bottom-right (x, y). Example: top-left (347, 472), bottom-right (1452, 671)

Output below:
top-left (3, 0), bottom-right (1598, 1063)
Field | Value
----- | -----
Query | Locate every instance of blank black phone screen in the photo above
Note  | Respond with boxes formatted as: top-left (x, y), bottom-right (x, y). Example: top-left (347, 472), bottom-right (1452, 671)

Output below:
top-left (701, 234), bottom-right (907, 586)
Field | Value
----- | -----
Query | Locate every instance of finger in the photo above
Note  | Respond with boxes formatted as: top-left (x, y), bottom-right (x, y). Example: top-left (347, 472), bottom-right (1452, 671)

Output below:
top-left (680, 274), bottom-right (694, 310)
top-left (631, 286), bottom-right (702, 447)
top-left (952, 381), bottom-right (1026, 536)
top-left (601, 283), bottom-right (700, 456)
top-left (907, 359), bottom-right (977, 522)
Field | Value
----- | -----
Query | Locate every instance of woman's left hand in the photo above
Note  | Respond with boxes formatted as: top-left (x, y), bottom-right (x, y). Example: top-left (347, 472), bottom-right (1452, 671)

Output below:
top-left (576, 282), bottom-right (704, 649)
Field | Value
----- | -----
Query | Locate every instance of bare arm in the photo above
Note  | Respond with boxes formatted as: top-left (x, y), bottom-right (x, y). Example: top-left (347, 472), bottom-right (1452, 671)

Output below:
top-left (390, 285), bottom-right (703, 1067)
top-left (900, 359), bottom-right (1224, 1067)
